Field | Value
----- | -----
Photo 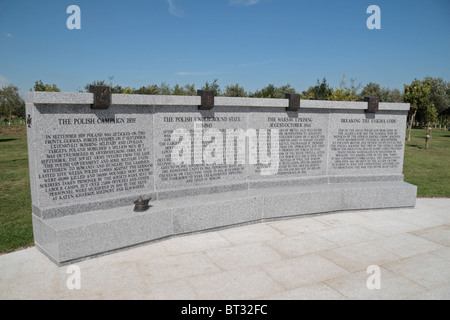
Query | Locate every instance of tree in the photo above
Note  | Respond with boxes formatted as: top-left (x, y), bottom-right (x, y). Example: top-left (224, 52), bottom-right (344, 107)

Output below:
top-left (0, 85), bottom-right (25, 123)
top-left (301, 75), bottom-right (363, 101)
top-left (404, 78), bottom-right (434, 141)
top-left (83, 80), bottom-right (107, 92)
top-left (328, 75), bottom-right (361, 101)
top-left (223, 84), bottom-right (247, 97)
top-left (360, 82), bottom-right (382, 99)
top-left (385, 88), bottom-right (403, 103)
top-left (360, 82), bottom-right (403, 102)
top-left (329, 88), bottom-right (358, 101)
top-left (339, 75), bottom-right (361, 97)
top-left (184, 84), bottom-right (196, 96)
top-left (170, 84), bottom-right (197, 96)
top-left (159, 82), bottom-right (172, 95)
top-left (83, 76), bottom-right (124, 93)
top-left (111, 85), bottom-right (126, 94)
top-left (134, 85), bottom-right (160, 95)
top-left (277, 84), bottom-right (297, 97)
top-left (172, 84), bottom-right (186, 96)
top-left (424, 104), bottom-right (438, 125)
top-left (33, 80), bottom-right (60, 92)
top-left (202, 79), bottom-right (221, 96)
top-left (251, 84), bottom-right (276, 98)
top-left (426, 77), bottom-right (450, 115)
top-left (122, 87), bottom-right (133, 94)
top-left (301, 78), bottom-right (332, 100)
top-left (251, 84), bottom-right (297, 99)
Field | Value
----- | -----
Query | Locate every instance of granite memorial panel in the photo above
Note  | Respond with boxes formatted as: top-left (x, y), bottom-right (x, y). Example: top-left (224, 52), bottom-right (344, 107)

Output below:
top-left (25, 91), bottom-right (417, 265)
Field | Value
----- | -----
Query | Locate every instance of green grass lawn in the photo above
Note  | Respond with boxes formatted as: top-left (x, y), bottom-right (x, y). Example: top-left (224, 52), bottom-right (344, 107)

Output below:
top-left (404, 128), bottom-right (450, 198)
top-left (0, 128), bottom-right (448, 253)
top-left (0, 134), bottom-right (33, 253)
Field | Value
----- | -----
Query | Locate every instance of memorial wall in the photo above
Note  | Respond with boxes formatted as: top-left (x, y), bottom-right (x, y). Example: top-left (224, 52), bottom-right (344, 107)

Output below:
top-left (25, 91), bottom-right (417, 264)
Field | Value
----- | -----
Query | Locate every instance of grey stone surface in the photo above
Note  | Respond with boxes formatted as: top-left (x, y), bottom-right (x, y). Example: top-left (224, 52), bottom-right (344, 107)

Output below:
top-left (156, 182), bottom-right (248, 200)
top-left (32, 193), bottom-right (157, 219)
top-left (25, 91), bottom-right (201, 106)
top-left (261, 187), bottom-right (342, 219)
top-left (24, 92), bottom-right (416, 265)
top-left (173, 196), bottom-right (264, 234)
top-left (25, 92), bottom-right (411, 111)
top-left (250, 176), bottom-right (328, 189)
top-left (31, 181), bottom-right (416, 264)
top-left (2, 199), bottom-right (448, 300)
top-left (25, 92), bottom-right (94, 105)
top-left (215, 96), bottom-right (288, 108)
top-left (26, 103), bottom-right (39, 215)
top-left (260, 182), bottom-right (416, 220)
top-left (301, 100), bottom-right (367, 110)
top-left (34, 203), bottom-right (174, 264)
top-left (328, 174), bottom-right (404, 184)
top-left (27, 104), bottom-right (155, 219)
top-left (152, 105), bottom-right (249, 192)
top-left (341, 182), bottom-right (417, 210)
top-left (32, 214), bottom-right (58, 262)
top-left (248, 108), bottom-right (329, 180)
top-left (378, 102), bottom-right (410, 111)
top-left (111, 95), bottom-right (200, 106)
top-left (327, 110), bottom-right (408, 176)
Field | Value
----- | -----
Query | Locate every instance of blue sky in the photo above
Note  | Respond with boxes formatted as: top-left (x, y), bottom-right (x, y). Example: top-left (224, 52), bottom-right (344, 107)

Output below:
top-left (0, 0), bottom-right (449, 95)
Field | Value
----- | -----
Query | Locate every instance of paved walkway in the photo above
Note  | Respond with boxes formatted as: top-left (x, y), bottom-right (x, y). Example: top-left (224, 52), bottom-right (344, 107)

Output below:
top-left (1, 198), bottom-right (449, 300)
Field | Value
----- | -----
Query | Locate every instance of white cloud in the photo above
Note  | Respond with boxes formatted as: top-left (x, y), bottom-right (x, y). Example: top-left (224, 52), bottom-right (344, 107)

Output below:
top-left (167, 0), bottom-right (184, 17)
top-left (229, 0), bottom-right (265, 6)
top-left (4, 33), bottom-right (13, 38)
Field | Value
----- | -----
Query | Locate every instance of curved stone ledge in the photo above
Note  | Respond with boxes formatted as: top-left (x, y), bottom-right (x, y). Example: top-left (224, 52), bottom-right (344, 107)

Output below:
top-left (25, 92), bottom-right (415, 265)
top-left (33, 181), bottom-right (417, 265)
top-left (25, 92), bottom-right (410, 111)
top-left (33, 174), bottom-right (406, 219)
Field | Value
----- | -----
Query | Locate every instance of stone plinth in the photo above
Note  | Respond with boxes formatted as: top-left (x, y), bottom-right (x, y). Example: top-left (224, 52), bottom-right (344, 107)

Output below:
top-left (25, 92), bottom-right (417, 265)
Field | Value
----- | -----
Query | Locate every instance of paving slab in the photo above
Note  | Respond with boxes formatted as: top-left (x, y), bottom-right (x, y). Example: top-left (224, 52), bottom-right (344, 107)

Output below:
top-left (262, 254), bottom-right (350, 290)
top-left (268, 217), bottom-right (331, 236)
top-left (266, 233), bottom-right (337, 258)
top-left (382, 253), bottom-right (450, 290)
top-left (137, 252), bottom-right (221, 285)
top-left (368, 233), bottom-right (445, 259)
top-left (429, 247), bottom-right (450, 262)
top-left (408, 286), bottom-right (450, 300)
top-left (161, 232), bottom-right (232, 256)
top-left (315, 225), bottom-right (385, 246)
top-left (356, 214), bottom-right (422, 236)
top-left (186, 267), bottom-right (284, 300)
top-left (0, 198), bottom-right (449, 300)
top-left (318, 242), bottom-right (402, 273)
top-left (264, 283), bottom-right (346, 300)
top-left (217, 223), bottom-right (284, 245)
top-left (324, 268), bottom-right (427, 300)
top-left (205, 243), bottom-right (283, 271)
top-left (410, 225), bottom-right (450, 246)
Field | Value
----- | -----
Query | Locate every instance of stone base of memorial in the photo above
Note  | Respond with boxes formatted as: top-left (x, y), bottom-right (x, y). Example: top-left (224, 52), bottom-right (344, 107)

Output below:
top-left (25, 92), bottom-right (417, 265)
